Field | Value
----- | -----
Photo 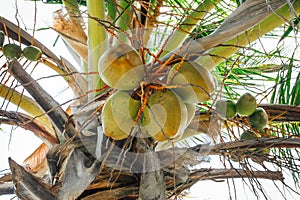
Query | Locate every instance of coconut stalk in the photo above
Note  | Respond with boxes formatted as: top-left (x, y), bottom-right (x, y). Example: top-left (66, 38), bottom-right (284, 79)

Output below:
top-left (159, 0), bottom-right (221, 58)
top-left (0, 110), bottom-right (57, 145)
top-left (193, 137), bottom-right (300, 153)
top-left (193, 0), bottom-right (287, 53)
top-left (0, 84), bottom-right (52, 128)
top-left (159, 0), bottom-right (288, 65)
top-left (7, 59), bottom-right (74, 142)
top-left (87, 0), bottom-right (108, 98)
top-left (197, 0), bottom-right (300, 70)
top-left (113, 0), bottom-right (133, 45)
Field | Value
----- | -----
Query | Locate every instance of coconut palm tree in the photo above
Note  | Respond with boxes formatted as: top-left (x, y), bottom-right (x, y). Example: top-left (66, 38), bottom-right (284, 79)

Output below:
top-left (0, 0), bottom-right (300, 199)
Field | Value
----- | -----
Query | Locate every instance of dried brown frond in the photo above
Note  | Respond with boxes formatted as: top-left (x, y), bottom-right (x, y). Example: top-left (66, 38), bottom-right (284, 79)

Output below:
top-left (52, 9), bottom-right (88, 61)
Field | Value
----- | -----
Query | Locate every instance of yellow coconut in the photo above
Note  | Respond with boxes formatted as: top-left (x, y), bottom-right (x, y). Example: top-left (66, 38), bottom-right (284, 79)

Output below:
top-left (101, 90), bottom-right (141, 140)
top-left (167, 61), bottom-right (216, 103)
top-left (141, 89), bottom-right (187, 141)
top-left (98, 43), bottom-right (144, 90)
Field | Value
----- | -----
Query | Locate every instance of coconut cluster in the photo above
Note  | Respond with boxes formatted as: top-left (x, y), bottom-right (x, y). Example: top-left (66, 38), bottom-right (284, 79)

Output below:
top-left (216, 93), bottom-right (270, 162)
top-left (216, 93), bottom-right (269, 130)
top-left (0, 31), bottom-right (42, 61)
top-left (238, 105), bottom-right (270, 161)
top-left (99, 44), bottom-right (217, 141)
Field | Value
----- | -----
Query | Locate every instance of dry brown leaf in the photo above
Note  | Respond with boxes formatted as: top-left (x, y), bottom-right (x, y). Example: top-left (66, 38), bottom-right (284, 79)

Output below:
top-left (23, 143), bottom-right (49, 177)
top-left (53, 9), bottom-right (88, 61)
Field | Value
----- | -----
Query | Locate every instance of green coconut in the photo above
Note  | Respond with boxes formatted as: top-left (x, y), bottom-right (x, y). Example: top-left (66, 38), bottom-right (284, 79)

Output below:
top-left (236, 93), bottom-right (257, 116)
top-left (141, 89), bottom-right (187, 141)
top-left (98, 43), bottom-right (144, 90)
top-left (0, 31), bottom-right (5, 47)
top-left (167, 61), bottom-right (216, 103)
top-left (248, 107), bottom-right (268, 129)
top-left (101, 90), bottom-right (141, 140)
top-left (23, 46), bottom-right (42, 61)
top-left (3, 43), bottom-right (22, 60)
top-left (240, 130), bottom-right (259, 140)
top-left (215, 99), bottom-right (236, 119)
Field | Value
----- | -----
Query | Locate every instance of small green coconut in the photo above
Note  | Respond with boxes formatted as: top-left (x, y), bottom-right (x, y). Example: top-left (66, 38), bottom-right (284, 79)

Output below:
top-left (3, 43), bottom-right (22, 60)
top-left (248, 107), bottom-right (268, 129)
top-left (0, 31), bottom-right (5, 47)
top-left (240, 129), bottom-right (259, 140)
top-left (215, 99), bottom-right (236, 119)
top-left (236, 93), bottom-right (257, 116)
top-left (23, 46), bottom-right (42, 61)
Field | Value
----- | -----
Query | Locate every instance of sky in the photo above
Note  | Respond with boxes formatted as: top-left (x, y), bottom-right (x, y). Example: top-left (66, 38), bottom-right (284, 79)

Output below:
top-left (0, 1), bottom-right (299, 200)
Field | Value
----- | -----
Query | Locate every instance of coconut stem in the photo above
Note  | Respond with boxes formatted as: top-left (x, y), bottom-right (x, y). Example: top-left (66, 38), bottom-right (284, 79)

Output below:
top-left (159, 0), bottom-right (221, 58)
top-left (0, 84), bottom-right (52, 129)
top-left (87, 0), bottom-right (108, 99)
top-left (197, 0), bottom-right (300, 70)
top-left (113, 0), bottom-right (133, 45)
